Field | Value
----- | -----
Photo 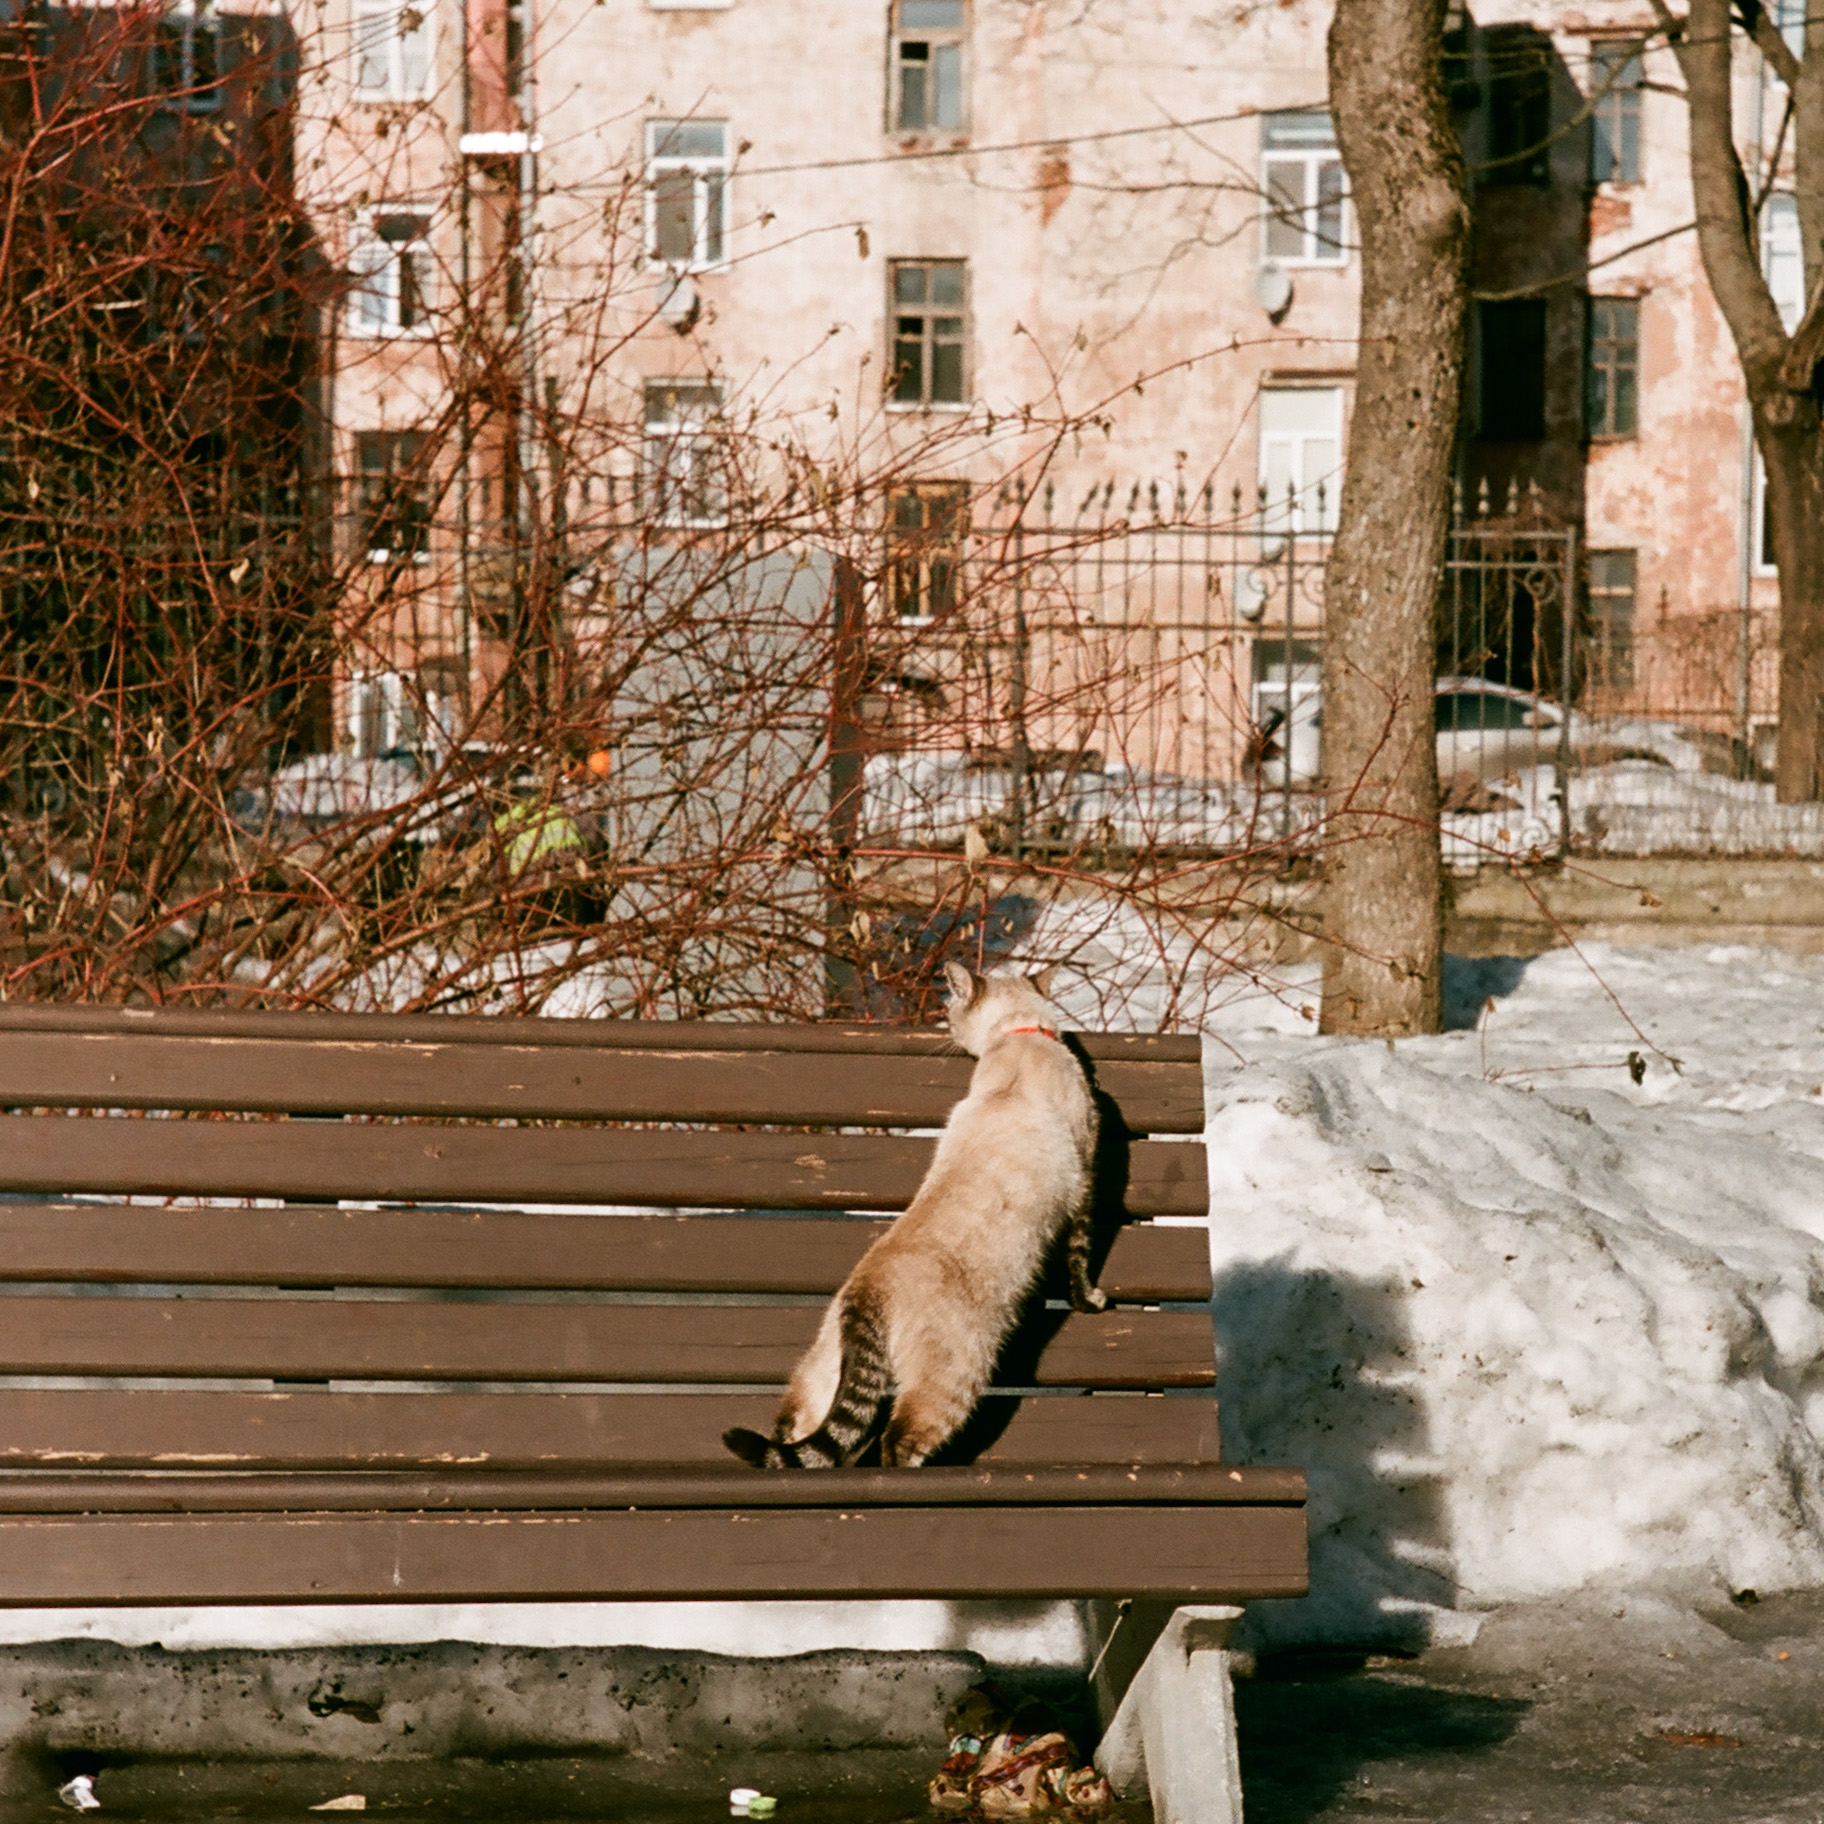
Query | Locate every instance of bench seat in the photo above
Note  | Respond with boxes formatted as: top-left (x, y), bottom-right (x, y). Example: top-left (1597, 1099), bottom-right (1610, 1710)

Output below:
top-left (0, 1006), bottom-right (1307, 1613)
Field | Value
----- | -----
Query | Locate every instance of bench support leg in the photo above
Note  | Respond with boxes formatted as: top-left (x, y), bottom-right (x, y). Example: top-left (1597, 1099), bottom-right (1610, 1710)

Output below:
top-left (1088, 1602), bottom-right (1244, 1824)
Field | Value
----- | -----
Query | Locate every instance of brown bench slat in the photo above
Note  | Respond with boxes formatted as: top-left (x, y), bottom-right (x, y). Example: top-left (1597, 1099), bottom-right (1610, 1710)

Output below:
top-left (0, 1206), bottom-right (1213, 1301)
top-left (0, 1298), bottom-right (1215, 1388)
top-left (0, 1464), bottom-right (1303, 1513)
top-left (0, 1033), bottom-right (1202, 1136)
top-left (0, 1116), bottom-right (1209, 1215)
top-left (0, 1389), bottom-right (1220, 1470)
top-left (0, 1004), bottom-right (1202, 1064)
top-left (0, 1505), bottom-right (1308, 1603)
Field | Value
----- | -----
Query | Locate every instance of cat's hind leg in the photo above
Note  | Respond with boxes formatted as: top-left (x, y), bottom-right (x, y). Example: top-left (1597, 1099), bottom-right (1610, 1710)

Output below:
top-left (880, 1311), bottom-right (984, 1468)
top-left (880, 1384), bottom-right (977, 1467)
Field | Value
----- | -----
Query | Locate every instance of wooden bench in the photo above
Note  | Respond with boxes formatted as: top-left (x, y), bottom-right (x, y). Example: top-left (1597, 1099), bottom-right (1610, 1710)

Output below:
top-left (0, 1005), bottom-right (1306, 1820)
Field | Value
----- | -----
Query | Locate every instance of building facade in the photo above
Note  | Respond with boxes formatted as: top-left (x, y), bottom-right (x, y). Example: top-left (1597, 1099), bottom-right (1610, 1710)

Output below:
top-left (295, 0), bottom-right (1795, 778)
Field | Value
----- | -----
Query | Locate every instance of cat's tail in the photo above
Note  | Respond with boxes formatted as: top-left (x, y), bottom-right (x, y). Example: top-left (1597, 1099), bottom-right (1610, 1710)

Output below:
top-left (722, 1293), bottom-right (891, 1470)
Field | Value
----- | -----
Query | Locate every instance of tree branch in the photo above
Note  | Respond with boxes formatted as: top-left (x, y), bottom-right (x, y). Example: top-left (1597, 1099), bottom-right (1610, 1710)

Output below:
top-left (1778, 266), bottom-right (1824, 387)
top-left (1735, 0), bottom-right (1803, 90)
top-left (1672, 0), bottom-right (1792, 390)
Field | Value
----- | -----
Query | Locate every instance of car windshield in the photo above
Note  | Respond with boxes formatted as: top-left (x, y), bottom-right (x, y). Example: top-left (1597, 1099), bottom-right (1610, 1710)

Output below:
top-left (1435, 690), bottom-right (1536, 732)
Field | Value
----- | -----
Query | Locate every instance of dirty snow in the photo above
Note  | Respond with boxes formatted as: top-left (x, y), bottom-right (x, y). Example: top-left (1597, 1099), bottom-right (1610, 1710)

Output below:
top-left (1201, 942), bottom-right (1824, 1648)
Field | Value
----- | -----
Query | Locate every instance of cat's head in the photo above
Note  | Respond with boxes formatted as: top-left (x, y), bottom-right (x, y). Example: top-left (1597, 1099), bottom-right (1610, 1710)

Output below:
top-left (942, 962), bottom-right (1062, 1056)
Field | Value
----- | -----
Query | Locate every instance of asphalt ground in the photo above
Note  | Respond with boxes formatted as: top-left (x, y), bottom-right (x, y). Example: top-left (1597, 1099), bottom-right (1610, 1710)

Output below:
top-left (6, 1596), bottom-right (1823, 1823)
top-left (1238, 1594), bottom-right (1824, 1824)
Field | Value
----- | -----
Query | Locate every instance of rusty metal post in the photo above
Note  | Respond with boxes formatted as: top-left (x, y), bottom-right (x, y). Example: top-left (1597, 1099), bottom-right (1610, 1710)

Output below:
top-left (825, 555), bottom-right (866, 1017)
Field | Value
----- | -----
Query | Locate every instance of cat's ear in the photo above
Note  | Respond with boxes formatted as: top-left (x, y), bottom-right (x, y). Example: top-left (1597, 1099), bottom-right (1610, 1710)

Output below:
top-left (1029, 964), bottom-right (1058, 999)
top-left (943, 961), bottom-right (977, 1005)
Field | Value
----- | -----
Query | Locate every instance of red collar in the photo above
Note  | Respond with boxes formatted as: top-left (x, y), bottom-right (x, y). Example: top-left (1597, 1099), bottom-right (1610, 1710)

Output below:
top-left (1004, 1025), bottom-right (1061, 1042)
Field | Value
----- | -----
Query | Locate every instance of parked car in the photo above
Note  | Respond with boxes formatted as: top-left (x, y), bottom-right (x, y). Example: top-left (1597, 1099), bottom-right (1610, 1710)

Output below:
top-left (1248, 676), bottom-right (1753, 789)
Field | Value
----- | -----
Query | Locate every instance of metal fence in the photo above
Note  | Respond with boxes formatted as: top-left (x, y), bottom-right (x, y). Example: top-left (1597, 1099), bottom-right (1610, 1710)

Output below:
top-left (862, 478), bottom-right (1606, 862)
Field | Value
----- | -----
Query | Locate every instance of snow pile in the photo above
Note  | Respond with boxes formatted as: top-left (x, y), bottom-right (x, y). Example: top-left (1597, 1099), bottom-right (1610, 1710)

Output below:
top-left (1570, 761), bottom-right (1824, 857)
top-left (1204, 1016), bottom-right (1824, 1648)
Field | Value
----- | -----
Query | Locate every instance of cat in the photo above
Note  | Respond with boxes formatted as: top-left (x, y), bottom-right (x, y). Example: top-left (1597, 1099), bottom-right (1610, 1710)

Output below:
top-left (723, 961), bottom-right (1106, 1470)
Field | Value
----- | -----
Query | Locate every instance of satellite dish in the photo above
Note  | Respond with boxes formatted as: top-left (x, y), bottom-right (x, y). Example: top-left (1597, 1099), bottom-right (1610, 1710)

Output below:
top-left (657, 273), bottom-right (700, 330)
top-left (1254, 262), bottom-right (1293, 321)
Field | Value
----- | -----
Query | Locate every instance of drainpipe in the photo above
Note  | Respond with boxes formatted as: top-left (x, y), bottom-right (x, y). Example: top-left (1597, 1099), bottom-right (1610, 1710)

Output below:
top-left (456, 0), bottom-right (474, 712)
top-left (518, 0), bottom-right (539, 705)
top-left (1735, 42), bottom-right (1769, 772)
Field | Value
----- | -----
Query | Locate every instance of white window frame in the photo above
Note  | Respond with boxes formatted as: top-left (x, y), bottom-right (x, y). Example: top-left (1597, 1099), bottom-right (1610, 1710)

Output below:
top-left (347, 208), bottom-right (434, 338)
top-left (346, 670), bottom-right (459, 757)
top-left (352, 0), bottom-right (434, 104)
top-left (643, 381), bottom-right (727, 528)
top-left (1257, 386), bottom-right (1345, 536)
top-left (645, 120), bottom-right (730, 272)
top-left (1764, 193), bottom-right (1802, 334)
top-left (1260, 112), bottom-right (1349, 270)
top-left (348, 671), bottom-right (414, 757)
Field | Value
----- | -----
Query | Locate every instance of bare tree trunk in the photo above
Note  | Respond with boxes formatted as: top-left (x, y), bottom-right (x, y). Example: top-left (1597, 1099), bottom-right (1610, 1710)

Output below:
top-left (1763, 433), bottom-right (1824, 799)
top-left (1659, 0), bottom-right (1824, 799)
top-left (1318, 0), bottom-right (1469, 1038)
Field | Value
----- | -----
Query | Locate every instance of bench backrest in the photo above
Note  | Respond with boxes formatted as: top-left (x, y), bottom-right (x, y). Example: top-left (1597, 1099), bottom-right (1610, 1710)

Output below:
top-left (0, 1007), bottom-right (1214, 1480)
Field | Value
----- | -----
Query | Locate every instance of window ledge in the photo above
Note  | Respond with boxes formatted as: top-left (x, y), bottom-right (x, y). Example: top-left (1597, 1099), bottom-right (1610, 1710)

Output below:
top-left (886, 401), bottom-right (973, 415)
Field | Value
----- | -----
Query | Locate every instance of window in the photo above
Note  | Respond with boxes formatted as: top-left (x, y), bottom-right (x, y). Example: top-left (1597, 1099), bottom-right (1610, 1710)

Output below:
top-left (1261, 112), bottom-right (1347, 266)
top-left (890, 260), bottom-right (967, 406)
top-left (1776, 0), bottom-right (1805, 59)
top-left (1586, 297), bottom-right (1638, 438)
top-left (353, 0), bottom-right (433, 102)
top-left (1586, 550), bottom-right (1637, 692)
top-left (1589, 42), bottom-right (1643, 184)
top-left (1484, 28), bottom-right (1551, 186)
top-left (347, 668), bottom-right (457, 756)
top-left (153, 1), bottom-right (221, 114)
top-left (891, 0), bottom-right (966, 134)
top-left (1765, 194), bottom-right (1803, 333)
top-left (643, 381), bottom-right (725, 526)
top-left (1257, 386), bottom-right (1343, 534)
top-left (348, 211), bottom-right (432, 336)
top-left (355, 431), bottom-right (431, 564)
top-left (646, 120), bottom-right (728, 269)
top-left (886, 483), bottom-right (967, 621)
top-left (1477, 300), bottom-right (1547, 440)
